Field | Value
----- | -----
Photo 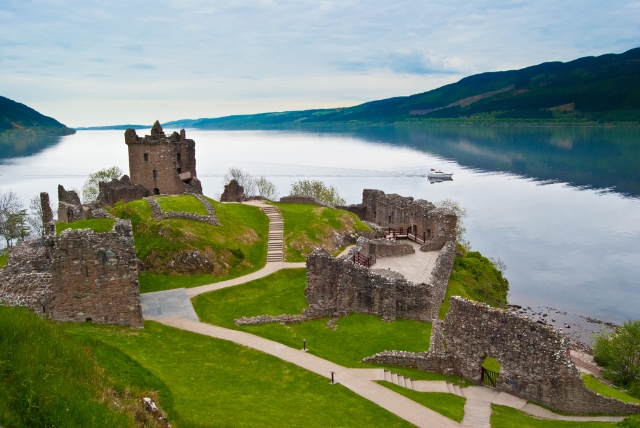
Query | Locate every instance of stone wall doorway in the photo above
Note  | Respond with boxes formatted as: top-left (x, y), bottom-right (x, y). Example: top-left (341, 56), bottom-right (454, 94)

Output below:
top-left (481, 356), bottom-right (501, 389)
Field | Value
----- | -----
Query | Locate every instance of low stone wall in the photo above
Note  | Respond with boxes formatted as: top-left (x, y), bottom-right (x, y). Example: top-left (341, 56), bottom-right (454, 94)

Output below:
top-left (337, 203), bottom-right (366, 219)
top-left (358, 237), bottom-right (415, 259)
top-left (280, 195), bottom-right (335, 209)
top-left (145, 196), bottom-right (220, 226)
top-left (235, 313), bottom-right (307, 325)
top-left (427, 242), bottom-right (457, 313)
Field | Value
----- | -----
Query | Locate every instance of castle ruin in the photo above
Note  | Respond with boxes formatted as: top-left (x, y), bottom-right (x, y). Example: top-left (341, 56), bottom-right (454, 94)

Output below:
top-left (125, 121), bottom-right (202, 196)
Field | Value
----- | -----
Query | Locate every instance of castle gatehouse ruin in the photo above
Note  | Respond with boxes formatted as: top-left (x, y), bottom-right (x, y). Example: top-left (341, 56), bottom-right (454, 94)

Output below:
top-left (364, 297), bottom-right (640, 415)
top-left (126, 121), bottom-right (202, 196)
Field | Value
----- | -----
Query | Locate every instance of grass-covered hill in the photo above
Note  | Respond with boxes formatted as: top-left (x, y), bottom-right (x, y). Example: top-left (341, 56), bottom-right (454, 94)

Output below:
top-left (164, 47), bottom-right (640, 128)
top-left (0, 95), bottom-right (75, 138)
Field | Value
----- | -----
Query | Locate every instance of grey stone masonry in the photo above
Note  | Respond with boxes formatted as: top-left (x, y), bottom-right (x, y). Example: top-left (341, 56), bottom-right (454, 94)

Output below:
top-left (220, 179), bottom-right (245, 202)
top-left (145, 195), bottom-right (220, 226)
top-left (365, 297), bottom-right (640, 416)
top-left (95, 175), bottom-right (151, 207)
top-left (340, 189), bottom-right (457, 243)
top-left (0, 220), bottom-right (144, 328)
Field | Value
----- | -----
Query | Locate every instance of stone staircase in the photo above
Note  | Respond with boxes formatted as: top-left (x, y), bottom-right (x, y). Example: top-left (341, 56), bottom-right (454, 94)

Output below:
top-left (262, 206), bottom-right (284, 263)
top-left (382, 370), bottom-right (491, 427)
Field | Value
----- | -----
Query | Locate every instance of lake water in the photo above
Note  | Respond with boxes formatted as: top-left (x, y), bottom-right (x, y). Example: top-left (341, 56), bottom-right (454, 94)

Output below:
top-left (1, 126), bottom-right (639, 338)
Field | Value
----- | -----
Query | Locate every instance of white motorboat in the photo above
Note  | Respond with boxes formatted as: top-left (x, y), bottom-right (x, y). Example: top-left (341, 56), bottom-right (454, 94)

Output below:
top-left (427, 168), bottom-right (453, 179)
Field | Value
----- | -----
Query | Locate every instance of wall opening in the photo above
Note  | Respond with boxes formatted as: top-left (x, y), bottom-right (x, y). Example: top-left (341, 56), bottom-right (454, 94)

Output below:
top-left (85, 318), bottom-right (92, 323)
top-left (144, 153), bottom-right (149, 161)
top-left (427, 229), bottom-right (432, 239)
top-left (481, 356), bottom-right (501, 388)
top-left (153, 188), bottom-right (160, 195)
top-left (177, 168), bottom-right (182, 174)
top-left (177, 152), bottom-right (181, 162)
top-left (85, 266), bottom-right (89, 277)
top-left (413, 225), bottom-right (417, 235)
top-left (153, 170), bottom-right (158, 180)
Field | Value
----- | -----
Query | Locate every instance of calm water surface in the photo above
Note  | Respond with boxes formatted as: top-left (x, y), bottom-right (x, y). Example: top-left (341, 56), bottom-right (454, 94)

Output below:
top-left (1, 126), bottom-right (638, 332)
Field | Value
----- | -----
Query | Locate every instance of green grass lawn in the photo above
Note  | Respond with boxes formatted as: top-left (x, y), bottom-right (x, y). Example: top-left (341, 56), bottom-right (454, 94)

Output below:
top-left (0, 252), bottom-right (7, 269)
top-left (56, 218), bottom-right (116, 235)
top-left (110, 197), bottom-right (269, 292)
top-left (271, 203), bottom-right (372, 262)
top-left (378, 382), bottom-right (466, 422)
top-left (65, 321), bottom-right (415, 428)
top-left (0, 306), bottom-right (149, 427)
top-left (581, 374), bottom-right (640, 404)
top-left (155, 194), bottom-right (209, 215)
top-left (490, 404), bottom-right (619, 427)
top-left (192, 268), bottom-right (436, 372)
top-left (439, 246), bottom-right (509, 319)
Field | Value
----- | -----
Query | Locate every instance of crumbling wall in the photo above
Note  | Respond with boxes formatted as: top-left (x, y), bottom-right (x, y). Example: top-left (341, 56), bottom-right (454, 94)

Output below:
top-left (341, 189), bottom-right (457, 243)
top-left (357, 237), bottom-right (415, 260)
top-left (57, 185), bottom-right (84, 223)
top-left (305, 248), bottom-right (436, 321)
top-left (442, 297), bottom-right (640, 414)
top-left (48, 220), bottom-right (143, 328)
top-left (126, 122), bottom-right (201, 196)
top-left (95, 175), bottom-right (151, 206)
top-left (220, 180), bottom-right (245, 202)
top-left (0, 220), bottom-right (143, 328)
top-left (0, 240), bottom-right (51, 314)
top-left (365, 297), bottom-right (640, 415)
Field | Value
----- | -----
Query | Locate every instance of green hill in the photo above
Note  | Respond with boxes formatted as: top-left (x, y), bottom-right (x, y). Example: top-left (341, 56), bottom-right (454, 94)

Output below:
top-left (164, 47), bottom-right (640, 128)
top-left (0, 95), bottom-right (75, 138)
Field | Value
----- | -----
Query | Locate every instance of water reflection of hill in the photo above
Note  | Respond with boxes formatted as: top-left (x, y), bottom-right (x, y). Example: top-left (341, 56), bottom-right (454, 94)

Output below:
top-left (346, 126), bottom-right (640, 198)
top-left (0, 135), bottom-right (63, 161)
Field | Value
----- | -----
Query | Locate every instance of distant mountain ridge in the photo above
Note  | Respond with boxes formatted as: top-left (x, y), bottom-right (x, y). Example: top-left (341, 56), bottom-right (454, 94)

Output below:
top-left (163, 47), bottom-right (640, 129)
top-left (0, 96), bottom-right (75, 138)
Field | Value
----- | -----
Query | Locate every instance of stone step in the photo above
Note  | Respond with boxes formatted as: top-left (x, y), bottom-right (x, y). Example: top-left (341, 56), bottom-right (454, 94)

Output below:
top-left (446, 382), bottom-right (455, 394)
top-left (454, 384), bottom-right (463, 396)
top-left (384, 370), bottom-right (392, 382)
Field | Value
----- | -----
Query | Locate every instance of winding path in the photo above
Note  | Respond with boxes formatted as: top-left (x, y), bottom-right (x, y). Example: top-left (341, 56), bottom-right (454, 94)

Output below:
top-left (140, 201), bottom-right (626, 427)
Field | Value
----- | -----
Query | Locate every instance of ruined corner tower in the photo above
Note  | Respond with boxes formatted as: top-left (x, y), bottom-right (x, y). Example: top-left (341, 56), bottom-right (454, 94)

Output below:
top-left (125, 121), bottom-right (202, 196)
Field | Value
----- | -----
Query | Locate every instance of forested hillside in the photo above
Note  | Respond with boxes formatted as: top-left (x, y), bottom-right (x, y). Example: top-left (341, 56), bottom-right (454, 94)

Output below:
top-left (165, 47), bottom-right (640, 128)
top-left (0, 96), bottom-right (75, 138)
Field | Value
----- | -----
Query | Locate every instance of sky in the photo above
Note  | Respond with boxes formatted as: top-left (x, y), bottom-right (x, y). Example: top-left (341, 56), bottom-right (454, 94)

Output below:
top-left (0, 0), bottom-right (638, 127)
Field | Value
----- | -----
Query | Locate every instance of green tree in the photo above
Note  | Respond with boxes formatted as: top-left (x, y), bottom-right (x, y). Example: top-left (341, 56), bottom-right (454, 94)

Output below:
top-left (255, 176), bottom-right (279, 200)
top-left (593, 319), bottom-right (640, 396)
top-left (82, 166), bottom-right (123, 203)
top-left (288, 180), bottom-right (346, 206)
top-left (436, 198), bottom-right (470, 251)
top-left (0, 190), bottom-right (27, 249)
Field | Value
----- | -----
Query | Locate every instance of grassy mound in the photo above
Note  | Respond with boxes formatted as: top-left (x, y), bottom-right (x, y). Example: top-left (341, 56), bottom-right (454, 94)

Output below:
top-left (0, 253), bottom-right (7, 269)
top-left (581, 374), bottom-right (640, 404)
top-left (110, 197), bottom-right (268, 292)
top-left (439, 246), bottom-right (509, 318)
top-left (155, 194), bottom-right (208, 215)
top-left (378, 382), bottom-right (466, 422)
top-left (56, 218), bottom-right (116, 235)
top-left (490, 404), bottom-right (618, 427)
top-left (193, 268), bottom-right (439, 375)
top-left (65, 321), bottom-right (414, 428)
top-left (0, 306), bottom-right (165, 427)
top-left (272, 203), bottom-right (372, 262)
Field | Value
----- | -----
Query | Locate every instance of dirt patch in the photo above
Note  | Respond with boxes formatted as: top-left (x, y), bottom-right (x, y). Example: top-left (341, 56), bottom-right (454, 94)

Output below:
top-left (236, 226), bottom-right (260, 245)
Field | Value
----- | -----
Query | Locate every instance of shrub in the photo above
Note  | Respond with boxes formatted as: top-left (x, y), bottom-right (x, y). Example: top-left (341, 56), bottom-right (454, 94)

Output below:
top-left (288, 179), bottom-right (346, 206)
top-left (82, 166), bottom-right (123, 203)
top-left (593, 319), bottom-right (640, 395)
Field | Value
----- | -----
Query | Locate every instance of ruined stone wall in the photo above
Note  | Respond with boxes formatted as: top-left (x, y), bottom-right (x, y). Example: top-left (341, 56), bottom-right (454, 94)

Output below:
top-left (48, 220), bottom-right (143, 328)
top-left (220, 180), bottom-right (245, 202)
top-left (280, 195), bottom-right (335, 208)
top-left (305, 248), bottom-right (437, 321)
top-left (145, 196), bottom-right (220, 226)
top-left (342, 189), bottom-right (457, 243)
top-left (126, 122), bottom-right (201, 196)
top-left (443, 297), bottom-right (640, 415)
top-left (0, 240), bottom-right (51, 314)
top-left (358, 237), bottom-right (415, 259)
top-left (95, 175), bottom-right (151, 206)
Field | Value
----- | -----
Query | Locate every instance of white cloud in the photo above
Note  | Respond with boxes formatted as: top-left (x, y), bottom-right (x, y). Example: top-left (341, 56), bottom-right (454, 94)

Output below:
top-left (0, 0), bottom-right (638, 126)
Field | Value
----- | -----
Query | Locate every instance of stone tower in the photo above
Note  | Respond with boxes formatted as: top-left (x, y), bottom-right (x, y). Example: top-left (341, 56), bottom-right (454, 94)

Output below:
top-left (125, 121), bottom-right (202, 195)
